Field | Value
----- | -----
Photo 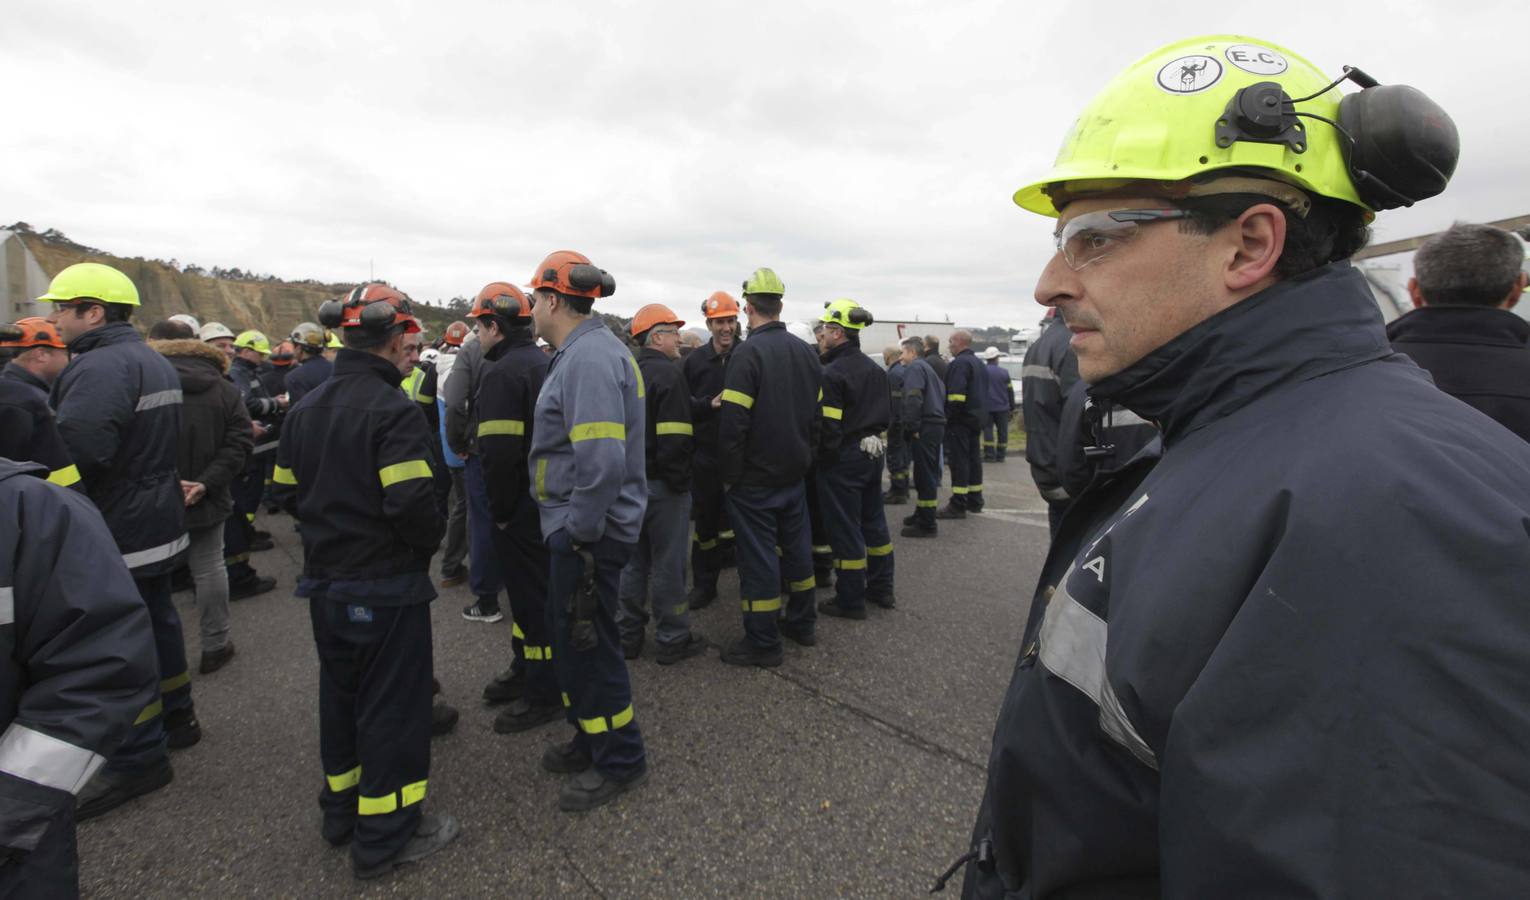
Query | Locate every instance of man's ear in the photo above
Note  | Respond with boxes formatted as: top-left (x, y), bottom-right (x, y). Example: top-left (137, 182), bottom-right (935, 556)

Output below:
top-left (1504, 271), bottom-right (1527, 311)
top-left (1407, 277), bottom-right (1428, 309)
top-left (1222, 203), bottom-right (1286, 294)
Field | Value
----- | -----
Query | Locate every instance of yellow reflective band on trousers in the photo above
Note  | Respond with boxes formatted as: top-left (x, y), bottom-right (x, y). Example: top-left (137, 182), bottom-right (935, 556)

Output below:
top-left (478, 419), bottom-right (526, 437)
top-left (789, 576), bottom-right (816, 592)
top-left (917, 499), bottom-right (939, 508)
top-left (160, 671), bottom-right (191, 693)
top-left (512, 622), bottom-right (526, 640)
top-left (523, 644), bottom-right (553, 661)
top-left (970, 485), bottom-right (983, 492)
top-left (741, 597), bottom-right (782, 613)
top-left (133, 700), bottom-right (163, 726)
top-left (378, 459), bottom-right (432, 488)
top-left (952, 486), bottom-right (969, 495)
top-left (694, 536), bottom-right (718, 550)
top-left (578, 705), bottom-right (635, 735)
top-left (656, 421), bottom-right (693, 436)
top-left (47, 464), bottom-right (80, 487)
top-left (570, 421), bottom-right (626, 442)
top-left (359, 779), bottom-right (428, 815)
top-left (867, 543), bottom-right (894, 557)
top-left (721, 389), bottom-right (754, 409)
top-left (948, 393), bottom-right (967, 402)
top-left (719, 530), bottom-right (735, 540)
top-left (562, 693), bottom-right (571, 708)
top-left (821, 406), bottom-right (843, 420)
top-left (245, 512), bottom-right (256, 523)
top-left (535, 458), bottom-right (548, 500)
top-left (835, 558), bottom-right (867, 571)
top-left (326, 766), bottom-right (361, 793)
top-left (273, 465), bottom-right (297, 485)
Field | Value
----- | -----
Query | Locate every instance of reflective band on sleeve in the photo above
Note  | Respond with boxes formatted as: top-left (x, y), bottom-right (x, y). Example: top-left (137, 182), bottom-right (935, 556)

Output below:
top-left (133, 699), bottom-right (163, 726)
top-left (916, 499), bottom-right (939, 508)
top-left (122, 533), bottom-right (189, 569)
top-left (721, 389), bottom-right (754, 409)
top-left (741, 597), bottom-right (782, 613)
top-left (358, 779), bottom-right (428, 815)
top-left (0, 723), bottom-right (106, 795)
top-left (569, 421), bottom-right (626, 442)
top-left (326, 766), bottom-right (361, 793)
top-left (821, 406), bottom-right (843, 420)
top-left (535, 458), bottom-right (548, 500)
top-left (578, 705), bottom-right (635, 735)
top-left (867, 544), bottom-right (893, 557)
top-left (512, 622), bottom-right (525, 640)
top-left (835, 558), bottom-right (867, 571)
top-left (479, 419), bottom-right (526, 437)
top-left (811, 544), bottom-right (832, 554)
top-left (947, 393), bottom-right (967, 402)
top-left (378, 459), bottom-right (432, 487)
top-left (135, 389), bottom-right (183, 412)
top-left (273, 465), bottom-right (297, 485)
top-left (629, 356), bottom-right (646, 399)
top-left (906, 388), bottom-right (923, 397)
top-left (655, 422), bottom-right (693, 436)
top-left (1038, 573), bottom-right (1158, 770)
top-left (160, 671), bottom-right (191, 693)
top-left (524, 644), bottom-right (554, 661)
top-left (0, 586), bottom-right (12, 626)
top-left (246, 512), bottom-right (256, 523)
top-left (416, 392), bottom-right (434, 403)
top-left (1021, 365), bottom-right (1059, 382)
top-left (789, 576), bottom-right (816, 592)
top-left (47, 464), bottom-right (81, 487)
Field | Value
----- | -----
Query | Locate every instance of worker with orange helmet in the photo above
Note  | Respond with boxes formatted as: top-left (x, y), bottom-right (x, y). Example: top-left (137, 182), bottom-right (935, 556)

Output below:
top-left (526, 250), bottom-right (650, 811)
top-left (678, 290), bottom-right (741, 610)
top-left (276, 282), bottom-right (459, 877)
top-left (441, 320), bottom-right (470, 349)
top-left (616, 304), bottom-right (709, 665)
top-left (0, 317), bottom-right (78, 488)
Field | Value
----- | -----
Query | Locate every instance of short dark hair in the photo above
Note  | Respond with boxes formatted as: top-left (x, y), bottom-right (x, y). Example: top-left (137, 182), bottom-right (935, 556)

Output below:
top-left (901, 336), bottom-right (925, 354)
top-left (1413, 222), bottom-right (1526, 307)
top-left (148, 319), bottom-right (195, 340)
top-left (534, 288), bottom-right (594, 316)
top-left (1174, 193), bottom-right (1371, 278)
top-left (745, 293), bottom-right (782, 317)
top-left (341, 323), bottom-right (405, 350)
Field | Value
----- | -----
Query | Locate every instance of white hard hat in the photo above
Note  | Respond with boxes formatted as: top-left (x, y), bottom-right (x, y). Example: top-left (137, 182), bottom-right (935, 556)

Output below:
top-left (981, 346), bottom-right (1003, 360)
top-left (785, 321), bottom-right (816, 345)
top-left (421, 348), bottom-right (439, 364)
top-left (169, 313), bottom-right (201, 332)
top-left (200, 322), bottom-right (235, 342)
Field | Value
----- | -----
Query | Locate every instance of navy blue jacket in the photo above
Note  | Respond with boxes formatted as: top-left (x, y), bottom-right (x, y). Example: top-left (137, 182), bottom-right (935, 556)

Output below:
top-left (886, 360), bottom-right (906, 428)
top-left (1021, 319), bottom-right (1080, 503)
top-left (900, 357), bottom-right (945, 428)
top-left (982, 361), bottom-right (1014, 413)
top-left (1387, 305), bottom-right (1530, 443)
top-left (0, 364), bottom-right (77, 489)
top-left (475, 334), bottom-right (549, 525)
top-left (818, 338), bottom-right (890, 466)
top-left (282, 354), bottom-right (332, 405)
top-left (943, 349), bottom-right (988, 431)
top-left (680, 338), bottom-right (730, 464)
top-left (962, 264), bottom-right (1530, 898)
top-left (718, 321), bottom-right (822, 488)
top-left (50, 323), bottom-right (187, 575)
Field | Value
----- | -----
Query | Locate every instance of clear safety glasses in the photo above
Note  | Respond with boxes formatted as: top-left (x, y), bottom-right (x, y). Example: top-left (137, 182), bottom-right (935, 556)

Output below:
top-left (1052, 208), bottom-right (1194, 270)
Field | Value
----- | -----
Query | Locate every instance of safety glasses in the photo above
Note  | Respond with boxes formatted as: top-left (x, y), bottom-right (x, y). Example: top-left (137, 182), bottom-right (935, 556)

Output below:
top-left (1053, 208), bottom-right (1193, 270)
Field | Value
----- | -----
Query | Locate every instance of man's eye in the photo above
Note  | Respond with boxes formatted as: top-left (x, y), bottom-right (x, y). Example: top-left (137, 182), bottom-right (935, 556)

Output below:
top-left (1080, 231), bottom-right (1114, 250)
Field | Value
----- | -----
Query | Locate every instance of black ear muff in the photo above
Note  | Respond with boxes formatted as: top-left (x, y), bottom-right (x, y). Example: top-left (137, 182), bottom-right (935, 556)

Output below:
top-left (598, 270), bottom-right (615, 298)
top-left (848, 308), bottom-right (874, 327)
top-left (359, 300), bottom-right (398, 331)
top-left (317, 300), bottom-right (344, 328)
top-left (1338, 84), bottom-right (1458, 210)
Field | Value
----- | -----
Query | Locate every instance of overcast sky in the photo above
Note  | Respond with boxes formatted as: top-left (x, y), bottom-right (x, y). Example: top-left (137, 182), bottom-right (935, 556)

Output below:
top-left (5, 1), bottom-right (1528, 329)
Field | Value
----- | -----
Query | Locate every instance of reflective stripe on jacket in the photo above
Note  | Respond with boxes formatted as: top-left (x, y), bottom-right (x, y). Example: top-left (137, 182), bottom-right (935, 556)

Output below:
top-left (637, 347), bottom-right (693, 493)
top-left (475, 335), bottom-right (547, 524)
top-left (942, 349), bottom-right (988, 430)
top-left (717, 321), bottom-right (822, 488)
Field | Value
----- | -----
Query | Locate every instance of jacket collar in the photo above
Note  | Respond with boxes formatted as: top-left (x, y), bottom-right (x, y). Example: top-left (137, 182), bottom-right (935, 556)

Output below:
top-left (1, 361), bottom-right (49, 393)
top-left (333, 348), bottom-right (405, 388)
top-left (638, 347), bottom-right (674, 365)
top-left (1385, 305), bottom-right (1530, 348)
top-left (300, 354), bottom-right (328, 368)
top-left (822, 340), bottom-right (858, 364)
top-left (67, 321), bottom-right (140, 354)
top-left (1089, 262), bottom-right (1392, 446)
top-left (702, 337), bottom-right (732, 362)
top-left (232, 355), bottom-right (259, 373)
top-left (483, 331), bottom-right (535, 361)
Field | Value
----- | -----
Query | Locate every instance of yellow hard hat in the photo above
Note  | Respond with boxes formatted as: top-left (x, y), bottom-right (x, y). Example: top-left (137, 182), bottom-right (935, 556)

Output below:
top-left (234, 330), bottom-right (271, 354)
top-left (742, 268), bottom-right (785, 297)
top-left (820, 298), bottom-right (873, 331)
top-left (36, 262), bottom-right (141, 306)
top-left (1015, 35), bottom-right (1367, 217)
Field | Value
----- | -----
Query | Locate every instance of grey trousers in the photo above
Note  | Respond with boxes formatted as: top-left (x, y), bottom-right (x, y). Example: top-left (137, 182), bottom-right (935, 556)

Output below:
top-left (441, 466), bottom-right (468, 578)
top-left (617, 482), bottom-right (693, 646)
top-left (188, 521), bottom-right (231, 651)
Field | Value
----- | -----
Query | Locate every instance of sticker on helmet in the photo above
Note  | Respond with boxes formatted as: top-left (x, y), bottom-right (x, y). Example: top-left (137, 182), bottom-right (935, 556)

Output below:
top-left (1224, 44), bottom-right (1288, 76)
top-left (1156, 55), bottom-right (1222, 94)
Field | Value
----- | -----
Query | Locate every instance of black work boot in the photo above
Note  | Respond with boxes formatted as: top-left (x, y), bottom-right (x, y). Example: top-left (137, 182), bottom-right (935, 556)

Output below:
top-left (482, 667), bottom-right (525, 704)
top-left (882, 488), bottom-right (909, 505)
top-left (901, 523), bottom-right (938, 538)
top-left (936, 502), bottom-right (967, 520)
top-left (778, 622), bottom-right (817, 647)
top-left (353, 813), bottom-right (461, 880)
top-left (559, 767), bottom-right (649, 813)
top-left (431, 702), bottom-right (459, 737)
top-left (76, 758), bottom-right (175, 821)
top-left (165, 707), bottom-right (202, 750)
top-left (655, 633), bottom-right (711, 666)
top-left (541, 740), bottom-right (593, 774)
top-left (686, 583), bottom-right (717, 611)
top-left (720, 639), bottom-right (784, 668)
top-left (494, 698), bottom-right (563, 734)
top-left (818, 600), bottom-right (868, 621)
top-left (621, 631), bottom-right (644, 660)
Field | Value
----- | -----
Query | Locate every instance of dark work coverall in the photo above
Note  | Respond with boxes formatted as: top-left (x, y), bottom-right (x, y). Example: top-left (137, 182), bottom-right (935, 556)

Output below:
top-left (943, 348), bottom-right (988, 511)
top-left (815, 337), bottom-right (894, 610)
top-left (275, 349), bottom-right (445, 871)
top-left (884, 359), bottom-right (909, 498)
top-left (980, 361), bottom-right (1015, 461)
top-left (900, 357), bottom-right (946, 531)
top-left (680, 338), bottom-right (731, 601)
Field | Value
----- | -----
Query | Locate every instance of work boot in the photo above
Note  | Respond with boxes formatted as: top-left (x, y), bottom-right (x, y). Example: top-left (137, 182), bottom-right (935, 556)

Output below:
top-left (321, 811), bottom-right (355, 847)
top-left (230, 574), bottom-right (277, 600)
top-left (719, 639), bottom-right (783, 668)
top-left (621, 631), bottom-right (644, 660)
top-left (778, 623), bottom-right (817, 647)
top-left (352, 813), bottom-right (461, 880)
top-left (655, 633), bottom-right (711, 666)
top-left (870, 594), bottom-right (897, 610)
top-left (719, 545), bottom-right (737, 569)
top-left (900, 523), bottom-right (938, 539)
top-left (76, 757), bottom-right (174, 821)
top-left (482, 667), bottom-right (525, 704)
top-left (431, 702), bottom-right (459, 737)
top-left (253, 527), bottom-right (272, 541)
top-left (936, 503), bottom-right (967, 520)
top-left (461, 600), bottom-right (503, 623)
top-left (685, 584), bottom-right (716, 611)
top-left (494, 698), bottom-right (563, 734)
top-left (165, 707), bottom-right (202, 750)
top-left (818, 600), bottom-right (868, 621)
top-left (440, 571), bottom-right (466, 588)
top-left (541, 740), bottom-right (593, 774)
top-left (559, 767), bottom-right (649, 813)
top-left (199, 642), bottom-right (236, 675)
top-left (882, 489), bottom-right (909, 505)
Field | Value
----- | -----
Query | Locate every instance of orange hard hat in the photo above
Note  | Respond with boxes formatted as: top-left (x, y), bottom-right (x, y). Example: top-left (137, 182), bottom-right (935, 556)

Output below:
top-left (318, 283), bottom-right (421, 334)
top-left (270, 340), bottom-right (296, 365)
top-left (529, 250), bottom-right (615, 301)
top-left (630, 304), bottom-right (685, 338)
top-left (470, 283), bottom-right (532, 321)
top-left (0, 316), bottom-right (67, 350)
top-left (701, 291), bottom-right (740, 319)
top-left (443, 321), bottom-right (471, 346)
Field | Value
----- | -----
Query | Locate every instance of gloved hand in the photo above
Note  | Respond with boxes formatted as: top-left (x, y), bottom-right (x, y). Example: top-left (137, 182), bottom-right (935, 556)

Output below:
top-left (859, 435), bottom-right (886, 458)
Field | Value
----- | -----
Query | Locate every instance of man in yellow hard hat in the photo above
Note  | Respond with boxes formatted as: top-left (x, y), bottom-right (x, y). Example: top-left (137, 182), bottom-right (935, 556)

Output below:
top-left (947, 36), bottom-right (1530, 898)
top-left (39, 262), bottom-right (200, 817)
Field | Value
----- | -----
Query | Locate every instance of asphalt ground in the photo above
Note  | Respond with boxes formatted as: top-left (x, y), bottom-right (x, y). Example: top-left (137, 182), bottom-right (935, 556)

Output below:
top-left (78, 456), bottom-right (1052, 898)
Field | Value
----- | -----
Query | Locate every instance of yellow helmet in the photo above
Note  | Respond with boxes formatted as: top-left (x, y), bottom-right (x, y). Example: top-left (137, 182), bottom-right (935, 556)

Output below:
top-left (742, 267), bottom-right (785, 297)
top-left (37, 262), bottom-right (141, 306)
top-left (234, 330), bottom-right (271, 354)
top-left (820, 298), bottom-right (873, 331)
top-left (1015, 35), bottom-right (1456, 217)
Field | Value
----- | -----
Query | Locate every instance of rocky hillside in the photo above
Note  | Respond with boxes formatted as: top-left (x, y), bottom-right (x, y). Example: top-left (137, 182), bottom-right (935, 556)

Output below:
top-left (11, 224), bottom-right (457, 338)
